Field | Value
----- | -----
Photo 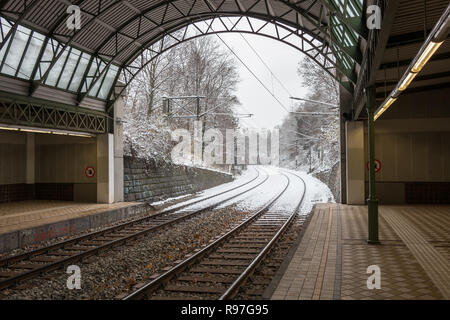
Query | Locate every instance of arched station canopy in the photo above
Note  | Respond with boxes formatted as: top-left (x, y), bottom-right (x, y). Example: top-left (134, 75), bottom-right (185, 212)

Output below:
top-left (0, 0), bottom-right (366, 117)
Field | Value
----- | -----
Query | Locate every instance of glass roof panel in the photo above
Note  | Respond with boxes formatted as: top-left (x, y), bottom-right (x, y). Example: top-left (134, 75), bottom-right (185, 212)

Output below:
top-left (68, 53), bottom-right (90, 92)
top-left (45, 47), bottom-right (69, 87)
top-left (96, 65), bottom-right (119, 100)
top-left (327, 1), bottom-right (365, 73)
top-left (57, 49), bottom-right (81, 89)
top-left (18, 32), bottom-right (44, 79)
top-left (1, 26), bottom-right (30, 77)
top-left (0, 18), bottom-right (120, 99)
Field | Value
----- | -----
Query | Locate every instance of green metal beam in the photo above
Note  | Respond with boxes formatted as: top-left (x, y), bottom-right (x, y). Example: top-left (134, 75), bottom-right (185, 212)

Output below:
top-left (323, 0), bottom-right (367, 39)
top-left (353, 0), bottom-right (400, 120)
top-left (0, 91), bottom-right (107, 134)
top-left (278, 0), bottom-right (362, 65)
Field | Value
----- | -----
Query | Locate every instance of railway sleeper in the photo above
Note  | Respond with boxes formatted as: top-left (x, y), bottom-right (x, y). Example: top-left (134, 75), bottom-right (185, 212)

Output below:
top-left (208, 254), bottom-right (256, 260)
top-left (177, 275), bottom-right (235, 284)
top-left (10, 263), bottom-right (41, 270)
top-left (200, 259), bottom-right (251, 266)
top-left (216, 248), bottom-right (261, 254)
top-left (222, 244), bottom-right (265, 248)
top-left (0, 271), bottom-right (20, 278)
top-left (165, 284), bottom-right (226, 294)
top-left (228, 240), bottom-right (268, 244)
top-left (190, 267), bottom-right (244, 275)
top-left (29, 256), bottom-right (61, 263)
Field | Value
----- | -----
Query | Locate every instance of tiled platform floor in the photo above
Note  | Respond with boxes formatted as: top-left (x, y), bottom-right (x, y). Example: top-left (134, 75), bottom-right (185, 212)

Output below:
top-left (0, 200), bottom-right (140, 234)
top-left (271, 204), bottom-right (450, 300)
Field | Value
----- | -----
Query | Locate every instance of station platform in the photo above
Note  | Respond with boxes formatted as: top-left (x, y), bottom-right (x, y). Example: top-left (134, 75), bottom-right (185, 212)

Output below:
top-left (268, 204), bottom-right (450, 300)
top-left (0, 200), bottom-right (143, 253)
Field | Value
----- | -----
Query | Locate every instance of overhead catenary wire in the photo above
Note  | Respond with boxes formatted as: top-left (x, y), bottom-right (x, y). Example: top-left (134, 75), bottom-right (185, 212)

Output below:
top-left (213, 33), bottom-right (291, 114)
top-left (236, 31), bottom-right (293, 97)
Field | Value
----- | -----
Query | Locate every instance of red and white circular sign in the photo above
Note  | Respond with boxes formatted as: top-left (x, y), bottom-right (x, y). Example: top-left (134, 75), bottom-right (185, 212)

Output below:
top-left (85, 166), bottom-right (96, 178)
top-left (366, 160), bottom-right (382, 173)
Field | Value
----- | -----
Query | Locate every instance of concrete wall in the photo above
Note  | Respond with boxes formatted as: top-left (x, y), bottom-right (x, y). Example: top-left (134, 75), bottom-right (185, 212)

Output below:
top-left (0, 131), bottom-right (31, 202)
top-left (124, 156), bottom-right (233, 202)
top-left (0, 131), bottom-right (27, 185)
top-left (364, 87), bottom-right (450, 204)
top-left (35, 134), bottom-right (97, 202)
top-left (346, 121), bottom-right (365, 204)
top-left (0, 131), bottom-right (98, 203)
top-left (365, 126), bottom-right (450, 183)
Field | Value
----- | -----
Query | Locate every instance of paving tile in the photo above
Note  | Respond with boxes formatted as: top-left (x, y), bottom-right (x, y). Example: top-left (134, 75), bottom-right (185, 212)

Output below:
top-left (271, 204), bottom-right (449, 300)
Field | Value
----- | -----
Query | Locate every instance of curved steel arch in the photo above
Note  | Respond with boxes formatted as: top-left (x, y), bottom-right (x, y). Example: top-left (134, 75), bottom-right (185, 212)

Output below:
top-left (124, 15), bottom-right (351, 77)
top-left (106, 16), bottom-right (354, 111)
top-left (83, 13), bottom-right (355, 107)
top-left (6, 0), bottom-right (338, 101)
top-left (92, 4), bottom-right (328, 57)
top-left (74, 0), bottom-right (361, 68)
top-left (1, 0), bottom-right (363, 109)
top-left (69, 2), bottom-right (353, 103)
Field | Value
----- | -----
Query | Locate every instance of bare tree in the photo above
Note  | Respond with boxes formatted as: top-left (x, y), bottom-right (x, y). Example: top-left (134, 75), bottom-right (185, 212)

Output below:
top-left (123, 35), bottom-right (240, 165)
top-left (279, 55), bottom-right (340, 173)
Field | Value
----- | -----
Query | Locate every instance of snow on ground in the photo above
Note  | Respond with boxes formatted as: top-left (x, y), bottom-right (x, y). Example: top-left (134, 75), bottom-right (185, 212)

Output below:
top-left (175, 166), bottom-right (273, 212)
top-left (228, 166), bottom-right (333, 215)
top-left (266, 168), bottom-right (307, 216)
top-left (281, 167), bottom-right (335, 214)
top-left (216, 166), bottom-right (287, 211)
top-left (172, 159), bottom-right (232, 175)
top-left (156, 165), bottom-right (334, 216)
top-left (151, 194), bottom-right (193, 206)
top-left (160, 166), bottom-right (260, 211)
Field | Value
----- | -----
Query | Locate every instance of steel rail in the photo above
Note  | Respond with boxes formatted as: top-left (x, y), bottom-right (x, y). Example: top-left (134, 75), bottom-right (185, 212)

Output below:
top-left (219, 170), bottom-right (307, 300)
top-left (124, 170), bottom-right (300, 300)
top-left (0, 168), bottom-right (269, 290)
top-left (0, 168), bottom-right (261, 268)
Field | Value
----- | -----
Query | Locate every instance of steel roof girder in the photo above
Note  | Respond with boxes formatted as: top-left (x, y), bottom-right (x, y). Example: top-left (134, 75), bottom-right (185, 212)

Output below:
top-left (276, 0), bottom-right (362, 66)
top-left (107, 19), bottom-right (355, 110)
top-left (322, 0), bottom-right (367, 40)
top-left (122, 14), bottom-right (346, 75)
top-left (341, 44), bottom-right (362, 65)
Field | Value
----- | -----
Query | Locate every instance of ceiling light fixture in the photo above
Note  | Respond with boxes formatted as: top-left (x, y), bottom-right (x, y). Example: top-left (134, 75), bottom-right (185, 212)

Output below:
top-left (374, 5), bottom-right (449, 121)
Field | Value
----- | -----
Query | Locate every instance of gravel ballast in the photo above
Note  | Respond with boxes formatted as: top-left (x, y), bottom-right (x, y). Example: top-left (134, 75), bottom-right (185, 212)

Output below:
top-left (0, 206), bottom-right (252, 300)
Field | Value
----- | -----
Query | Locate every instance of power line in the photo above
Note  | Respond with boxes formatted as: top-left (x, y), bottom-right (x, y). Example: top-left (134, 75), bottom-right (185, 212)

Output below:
top-left (236, 32), bottom-right (293, 97)
top-left (214, 33), bottom-right (291, 114)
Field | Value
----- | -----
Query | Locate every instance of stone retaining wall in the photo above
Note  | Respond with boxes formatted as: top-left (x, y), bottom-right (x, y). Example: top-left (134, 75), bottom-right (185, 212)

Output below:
top-left (124, 157), bottom-right (233, 202)
top-left (313, 162), bottom-right (341, 202)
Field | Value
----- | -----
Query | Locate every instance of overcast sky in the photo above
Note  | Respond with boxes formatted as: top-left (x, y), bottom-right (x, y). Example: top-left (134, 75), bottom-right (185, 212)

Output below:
top-left (217, 33), bottom-right (310, 130)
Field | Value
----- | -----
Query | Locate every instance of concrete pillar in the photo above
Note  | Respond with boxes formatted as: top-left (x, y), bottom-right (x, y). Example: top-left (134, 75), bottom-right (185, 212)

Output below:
top-left (366, 85), bottom-right (379, 244)
top-left (26, 133), bottom-right (35, 184)
top-left (114, 91), bottom-right (125, 203)
top-left (339, 85), bottom-right (354, 204)
top-left (346, 121), bottom-right (365, 204)
top-left (97, 134), bottom-right (114, 204)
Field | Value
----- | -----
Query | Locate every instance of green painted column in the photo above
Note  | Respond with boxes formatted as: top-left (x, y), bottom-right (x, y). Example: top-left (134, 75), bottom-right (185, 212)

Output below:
top-left (366, 85), bottom-right (380, 244)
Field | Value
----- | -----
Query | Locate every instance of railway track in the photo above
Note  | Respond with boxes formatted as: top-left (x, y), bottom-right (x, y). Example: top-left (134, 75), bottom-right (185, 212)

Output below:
top-left (0, 168), bottom-right (271, 291)
top-left (124, 170), bottom-right (306, 300)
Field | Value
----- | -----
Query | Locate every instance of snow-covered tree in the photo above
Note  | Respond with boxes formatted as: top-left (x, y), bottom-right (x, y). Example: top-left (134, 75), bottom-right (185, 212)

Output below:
top-left (279, 55), bottom-right (340, 173)
top-left (122, 35), bottom-right (240, 165)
